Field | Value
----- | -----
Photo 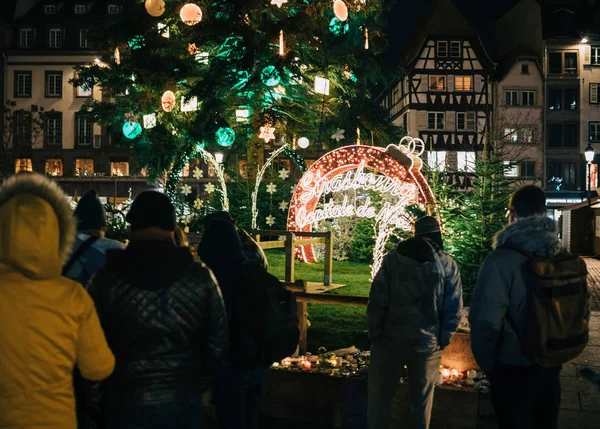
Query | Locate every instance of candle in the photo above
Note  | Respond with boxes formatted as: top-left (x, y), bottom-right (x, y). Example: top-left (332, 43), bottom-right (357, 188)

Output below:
top-left (467, 370), bottom-right (477, 380)
top-left (441, 368), bottom-right (450, 378)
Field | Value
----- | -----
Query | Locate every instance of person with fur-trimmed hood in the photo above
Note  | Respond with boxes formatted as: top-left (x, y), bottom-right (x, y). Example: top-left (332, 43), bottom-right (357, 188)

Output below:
top-left (0, 173), bottom-right (115, 428)
top-left (470, 185), bottom-right (563, 429)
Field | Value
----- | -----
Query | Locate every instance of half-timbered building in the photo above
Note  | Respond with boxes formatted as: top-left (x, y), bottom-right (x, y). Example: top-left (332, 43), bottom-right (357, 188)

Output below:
top-left (380, 0), bottom-right (494, 190)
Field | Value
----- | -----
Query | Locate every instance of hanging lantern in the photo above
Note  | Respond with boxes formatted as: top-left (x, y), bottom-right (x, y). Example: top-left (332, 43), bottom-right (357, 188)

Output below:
top-left (297, 137), bottom-right (310, 149)
top-left (180, 3), bottom-right (203, 26)
top-left (161, 90), bottom-right (176, 112)
top-left (216, 127), bottom-right (235, 147)
top-left (181, 96), bottom-right (198, 112)
top-left (143, 114), bottom-right (157, 129)
top-left (333, 0), bottom-right (348, 22)
top-left (145, 0), bottom-right (165, 17)
top-left (122, 121), bottom-right (142, 139)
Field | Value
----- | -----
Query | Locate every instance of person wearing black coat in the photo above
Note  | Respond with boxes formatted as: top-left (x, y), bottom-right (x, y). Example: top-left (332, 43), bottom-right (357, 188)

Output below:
top-left (198, 220), bottom-right (270, 429)
top-left (86, 191), bottom-right (228, 429)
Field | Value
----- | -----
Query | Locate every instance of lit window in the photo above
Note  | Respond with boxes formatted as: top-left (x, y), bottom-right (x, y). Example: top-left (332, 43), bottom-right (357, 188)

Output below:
top-left (74, 4), bottom-right (86, 14)
top-left (45, 5), bottom-right (56, 14)
top-left (427, 112), bottom-right (444, 130)
top-left (77, 78), bottom-right (93, 97)
top-left (564, 88), bottom-right (578, 110)
top-left (427, 151), bottom-right (446, 172)
top-left (455, 76), bottom-right (472, 91)
top-left (504, 161), bottom-right (518, 177)
top-left (15, 158), bottom-right (33, 174)
top-left (49, 29), bottom-right (62, 48)
top-left (19, 29), bottom-right (32, 48)
top-left (111, 162), bottom-right (129, 176)
top-left (79, 30), bottom-right (89, 48)
top-left (75, 159), bottom-right (94, 176)
top-left (14, 72), bottom-right (32, 97)
top-left (429, 76), bottom-right (446, 91)
top-left (108, 4), bottom-right (119, 14)
top-left (548, 89), bottom-right (561, 110)
top-left (179, 163), bottom-right (190, 177)
top-left (504, 128), bottom-right (518, 143)
top-left (457, 151), bottom-right (475, 173)
top-left (521, 91), bottom-right (535, 106)
top-left (521, 128), bottom-right (535, 144)
top-left (436, 41), bottom-right (448, 58)
top-left (45, 159), bottom-right (63, 176)
top-left (449, 41), bottom-right (461, 58)
top-left (46, 72), bottom-right (62, 97)
top-left (505, 90), bottom-right (519, 106)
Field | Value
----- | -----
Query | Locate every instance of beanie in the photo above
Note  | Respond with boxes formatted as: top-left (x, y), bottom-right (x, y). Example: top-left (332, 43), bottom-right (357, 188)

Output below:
top-left (126, 191), bottom-right (176, 232)
top-left (74, 190), bottom-right (106, 231)
top-left (414, 216), bottom-right (441, 236)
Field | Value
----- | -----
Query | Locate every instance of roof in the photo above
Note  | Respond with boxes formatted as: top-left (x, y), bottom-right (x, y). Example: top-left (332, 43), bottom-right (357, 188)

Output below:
top-left (494, 46), bottom-right (543, 80)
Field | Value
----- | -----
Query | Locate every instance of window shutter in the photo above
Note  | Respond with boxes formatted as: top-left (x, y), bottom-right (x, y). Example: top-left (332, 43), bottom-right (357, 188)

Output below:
top-left (447, 75), bottom-right (455, 92)
top-left (474, 76), bottom-right (483, 93)
top-left (417, 111), bottom-right (427, 129)
top-left (584, 45), bottom-right (591, 65)
top-left (446, 111), bottom-right (455, 130)
top-left (591, 84), bottom-right (598, 104)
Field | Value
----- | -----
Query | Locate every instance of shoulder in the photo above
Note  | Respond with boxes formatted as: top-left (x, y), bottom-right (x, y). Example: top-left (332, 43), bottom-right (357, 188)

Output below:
top-left (58, 276), bottom-right (95, 316)
top-left (95, 238), bottom-right (126, 252)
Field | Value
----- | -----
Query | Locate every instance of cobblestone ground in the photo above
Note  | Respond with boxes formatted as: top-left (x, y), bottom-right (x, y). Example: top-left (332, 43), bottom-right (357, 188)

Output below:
top-left (584, 258), bottom-right (600, 311)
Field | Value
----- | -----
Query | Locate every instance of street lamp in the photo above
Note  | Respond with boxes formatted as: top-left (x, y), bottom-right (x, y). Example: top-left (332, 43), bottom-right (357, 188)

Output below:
top-left (586, 144), bottom-right (595, 206)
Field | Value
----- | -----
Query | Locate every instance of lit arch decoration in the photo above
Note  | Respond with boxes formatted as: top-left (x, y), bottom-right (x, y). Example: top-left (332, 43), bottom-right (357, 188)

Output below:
top-left (286, 142), bottom-right (436, 263)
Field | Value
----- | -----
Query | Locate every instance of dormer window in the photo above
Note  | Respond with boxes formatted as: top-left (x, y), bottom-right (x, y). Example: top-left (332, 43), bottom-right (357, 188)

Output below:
top-left (108, 4), bottom-right (119, 14)
top-left (75, 4), bottom-right (86, 14)
top-left (450, 41), bottom-right (462, 58)
top-left (436, 41), bottom-right (448, 58)
top-left (19, 29), bottom-right (33, 48)
top-left (45, 4), bottom-right (56, 14)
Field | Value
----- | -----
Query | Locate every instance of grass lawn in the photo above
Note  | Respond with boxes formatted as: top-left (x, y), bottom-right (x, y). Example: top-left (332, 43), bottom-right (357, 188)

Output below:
top-left (266, 249), bottom-right (372, 352)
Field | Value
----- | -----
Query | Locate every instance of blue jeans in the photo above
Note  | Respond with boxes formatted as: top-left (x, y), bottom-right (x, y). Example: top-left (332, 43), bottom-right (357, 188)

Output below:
top-left (104, 397), bottom-right (204, 429)
top-left (212, 365), bottom-right (270, 429)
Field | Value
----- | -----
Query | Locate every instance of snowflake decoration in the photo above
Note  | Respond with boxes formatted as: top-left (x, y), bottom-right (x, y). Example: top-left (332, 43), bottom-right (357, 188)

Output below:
top-left (193, 167), bottom-right (203, 179)
top-left (205, 183), bottom-right (216, 194)
top-left (266, 182), bottom-right (277, 194)
top-left (193, 198), bottom-right (203, 210)
top-left (180, 215), bottom-right (191, 225)
top-left (278, 168), bottom-right (290, 180)
top-left (279, 200), bottom-right (289, 211)
top-left (259, 125), bottom-right (276, 143)
top-left (291, 185), bottom-right (296, 193)
top-left (270, 0), bottom-right (288, 7)
top-left (180, 184), bottom-right (192, 196)
top-left (265, 215), bottom-right (276, 226)
top-left (331, 128), bottom-right (346, 142)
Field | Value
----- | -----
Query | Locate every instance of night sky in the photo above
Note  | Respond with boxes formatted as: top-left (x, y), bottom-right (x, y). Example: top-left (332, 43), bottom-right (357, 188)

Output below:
top-left (385, 0), bottom-right (518, 65)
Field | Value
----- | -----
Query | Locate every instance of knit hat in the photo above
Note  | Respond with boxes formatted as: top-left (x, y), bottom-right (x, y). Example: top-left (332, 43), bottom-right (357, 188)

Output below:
top-left (126, 191), bottom-right (176, 232)
top-left (74, 190), bottom-right (106, 231)
top-left (414, 216), bottom-right (441, 236)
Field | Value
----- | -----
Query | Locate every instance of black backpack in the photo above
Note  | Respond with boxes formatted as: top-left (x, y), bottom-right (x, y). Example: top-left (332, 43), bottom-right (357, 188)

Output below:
top-left (236, 262), bottom-right (300, 366)
top-left (502, 245), bottom-right (590, 367)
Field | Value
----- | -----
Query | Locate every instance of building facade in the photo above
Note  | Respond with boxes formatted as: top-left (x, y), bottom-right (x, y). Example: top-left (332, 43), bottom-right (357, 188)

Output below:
top-left (380, 0), bottom-right (494, 191)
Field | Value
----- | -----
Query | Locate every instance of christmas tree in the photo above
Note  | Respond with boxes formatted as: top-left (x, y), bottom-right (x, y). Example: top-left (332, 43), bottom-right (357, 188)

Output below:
top-left (73, 0), bottom-right (398, 197)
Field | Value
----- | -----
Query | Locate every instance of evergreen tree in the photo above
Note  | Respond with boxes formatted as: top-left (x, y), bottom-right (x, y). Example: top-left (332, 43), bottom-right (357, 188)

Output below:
top-left (73, 0), bottom-right (398, 197)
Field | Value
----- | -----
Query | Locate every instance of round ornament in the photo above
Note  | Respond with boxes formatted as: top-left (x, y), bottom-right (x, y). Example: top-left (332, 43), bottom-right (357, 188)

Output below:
top-left (297, 137), bottom-right (310, 149)
top-left (216, 127), bottom-right (235, 147)
top-left (145, 0), bottom-right (165, 17)
top-left (161, 90), bottom-right (176, 112)
top-left (122, 121), bottom-right (142, 139)
top-left (333, 0), bottom-right (348, 21)
top-left (261, 65), bottom-right (281, 87)
top-left (329, 17), bottom-right (349, 35)
top-left (180, 3), bottom-right (203, 26)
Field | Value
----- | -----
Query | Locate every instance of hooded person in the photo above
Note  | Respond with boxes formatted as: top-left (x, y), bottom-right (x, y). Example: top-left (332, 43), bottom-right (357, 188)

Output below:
top-left (0, 173), bottom-right (115, 429)
top-left (64, 189), bottom-right (125, 287)
top-left (367, 216), bottom-right (463, 429)
top-left (86, 191), bottom-right (228, 429)
top-left (198, 220), bottom-right (271, 429)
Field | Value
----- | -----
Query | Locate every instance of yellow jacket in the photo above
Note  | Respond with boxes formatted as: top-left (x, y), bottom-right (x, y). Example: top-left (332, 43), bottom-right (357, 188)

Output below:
top-left (0, 174), bottom-right (115, 428)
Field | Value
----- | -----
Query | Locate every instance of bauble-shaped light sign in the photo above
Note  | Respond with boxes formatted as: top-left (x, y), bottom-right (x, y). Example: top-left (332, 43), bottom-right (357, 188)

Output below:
top-left (145, 0), bottom-right (165, 17)
top-left (216, 127), bottom-right (235, 147)
top-left (261, 65), bottom-right (281, 87)
top-left (122, 121), bottom-right (142, 139)
top-left (161, 90), bottom-right (176, 112)
top-left (333, 0), bottom-right (348, 22)
top-left (297, 137), bottom-right (310, 149)
top-left (180, 3), bottom-right (203, 26)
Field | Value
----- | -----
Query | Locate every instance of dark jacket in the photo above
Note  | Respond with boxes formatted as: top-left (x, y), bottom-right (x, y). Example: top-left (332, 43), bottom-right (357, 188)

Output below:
top-left (239, 228), bottom-right (268, 270)
top-left (469, 216), bottom-right (568, 372)
top-left (368, 237), bottom-right (463, 355)
top-left (86, 240), bottom-right (228, 407)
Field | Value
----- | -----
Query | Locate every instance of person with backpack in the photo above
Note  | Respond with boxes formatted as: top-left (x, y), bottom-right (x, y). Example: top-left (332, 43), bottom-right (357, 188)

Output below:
top-left (198, 219), bottom-right (298, 429)
top-left (86, 191), bottom-right (229, 429)
top-left (0, 173), bottom-right (115, 428)
top-left (367, 216), bottom-right (463, 429)
top-left (64, 189), bottom-right (125, 287)
top-left (470, 185), bottom-right (590, 429)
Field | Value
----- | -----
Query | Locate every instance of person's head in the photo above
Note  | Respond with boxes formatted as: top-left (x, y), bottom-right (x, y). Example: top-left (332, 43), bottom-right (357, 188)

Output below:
top-left (507, 185), bottom-right (546, 224)
top-left (126, 191), bottom-right (176, 241)
top-left (74, 189), bottom-right (106, 237)
top-left (414, 216), bottom-right (443, 249)
top-left (203, 210), bottom-right (235, 230)
top-left (174, 225), bottom-right (188, 247)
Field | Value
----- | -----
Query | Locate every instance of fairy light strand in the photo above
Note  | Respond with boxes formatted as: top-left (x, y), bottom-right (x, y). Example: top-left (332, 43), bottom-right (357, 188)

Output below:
top-left (251, 144), bottom-right (290, 229)
top-left (198, 147), bottom-right (229, 212)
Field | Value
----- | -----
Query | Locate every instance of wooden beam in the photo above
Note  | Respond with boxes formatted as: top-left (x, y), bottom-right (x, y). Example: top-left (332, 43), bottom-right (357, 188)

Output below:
top-left (292, 292), bottom-right (368, 307)
top-left (257, 241), bottom-right (287, 250)
top-left (285, 232), bottom-right (295, 283)
top-left (323, 231), bottom-right (333, 286)
top-left (291, 238), bottom-right (326, 246)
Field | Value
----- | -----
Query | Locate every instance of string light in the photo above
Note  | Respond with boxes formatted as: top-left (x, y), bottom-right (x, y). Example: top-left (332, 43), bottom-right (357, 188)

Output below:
top-left (279, 30), bottom-right (285, 56)
top-left (197, 147), bottom-right (229, 211)
top-left (251, 144), bottom-right (289, 229)
top-left (365, 28), bottom-right (369, 50)
top-left (286, 145), bottom-right (436, 263)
